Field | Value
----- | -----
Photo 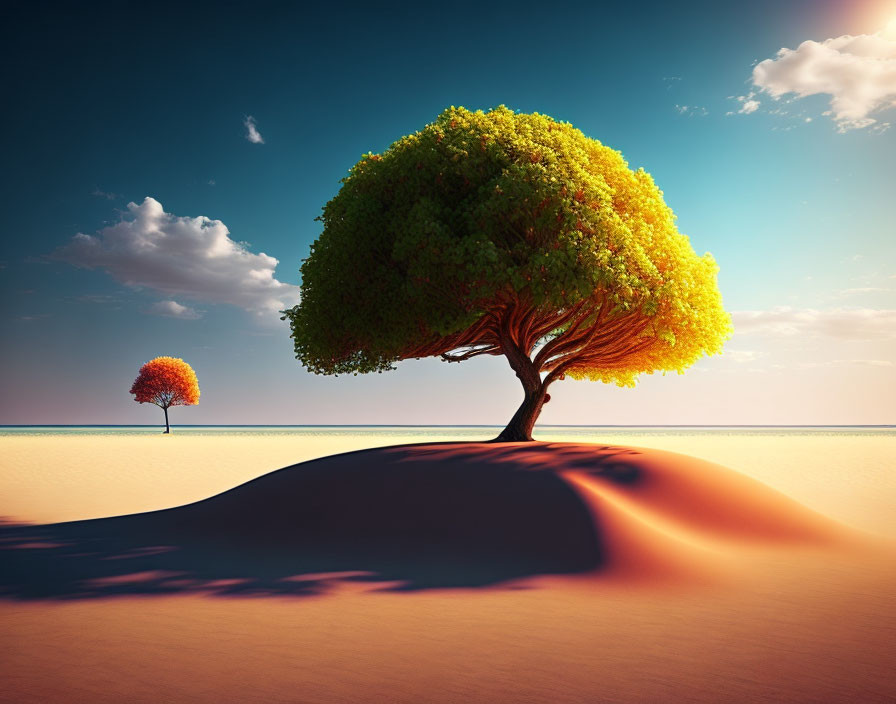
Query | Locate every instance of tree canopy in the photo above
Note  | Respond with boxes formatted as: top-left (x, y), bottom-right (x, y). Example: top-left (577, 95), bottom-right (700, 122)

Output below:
top-left (130, 356), bottom-right (200, 433)
top-left (284, 106), bottom-right (731, 440)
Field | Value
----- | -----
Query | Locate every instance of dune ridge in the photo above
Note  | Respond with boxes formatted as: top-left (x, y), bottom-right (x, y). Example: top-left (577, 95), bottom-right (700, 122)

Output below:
top-left (395, 442), bottom-right (855, 584)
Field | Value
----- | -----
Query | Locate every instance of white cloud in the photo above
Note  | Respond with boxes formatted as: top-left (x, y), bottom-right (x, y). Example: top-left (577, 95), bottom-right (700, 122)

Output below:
top-left (147, 300), bottom-right (202, 320)
top-left (726, 94), bottom-right (761, 116)
top-left (53, 197), bottom-right (299, 317)
top-left (675, 104), bottom-right (708, 116)
top-left (751, 29), bottom-right (896, 132)
top-left (244, 116), bottom-right (265, 144)
top-left (732, 307), bottom-right (896, 339)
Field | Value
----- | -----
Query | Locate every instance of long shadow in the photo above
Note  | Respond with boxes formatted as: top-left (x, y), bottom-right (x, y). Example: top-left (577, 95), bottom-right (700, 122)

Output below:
top-left (0, 444), bottom-right (642, 601)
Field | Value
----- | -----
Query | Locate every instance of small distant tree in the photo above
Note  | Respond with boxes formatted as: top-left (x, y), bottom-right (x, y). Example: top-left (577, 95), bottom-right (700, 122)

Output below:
top-left (284, 106), bottom-right (731, 441)
top-left (129, 356), bottom-right (200, 433)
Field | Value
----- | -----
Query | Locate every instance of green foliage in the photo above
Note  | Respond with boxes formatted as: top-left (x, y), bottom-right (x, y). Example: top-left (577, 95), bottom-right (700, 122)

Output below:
top-left (284, 106), bottom-right (731, 385)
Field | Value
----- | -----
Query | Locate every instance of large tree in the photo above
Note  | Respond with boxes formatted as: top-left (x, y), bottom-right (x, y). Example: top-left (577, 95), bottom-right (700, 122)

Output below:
top-left (284, 106), bottom-right (731, 441)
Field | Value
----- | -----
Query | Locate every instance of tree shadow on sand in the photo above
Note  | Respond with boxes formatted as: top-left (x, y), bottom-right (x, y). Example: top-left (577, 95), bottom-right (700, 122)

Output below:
top-left (0, 444), bottom-right (645, 600)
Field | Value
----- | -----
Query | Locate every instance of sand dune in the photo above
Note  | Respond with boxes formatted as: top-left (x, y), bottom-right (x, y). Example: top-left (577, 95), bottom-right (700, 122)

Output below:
top-left (2, 441), bottom-right (893, 703)
top-left (0, 443), bottom-right (860, 598)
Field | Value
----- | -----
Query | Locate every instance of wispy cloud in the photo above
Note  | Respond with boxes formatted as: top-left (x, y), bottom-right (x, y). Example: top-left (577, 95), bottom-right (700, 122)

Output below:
top-left (675, 104), bottom-right (708, 116)
top-left (793, 359), bottom-right (894, 369)
top-left (724, 349), bottom-right (762, 363)
top-left (53, 197), bottom-right (299, 317)
top-left (76, 294), bottom-right (120, 305)
top-left (750, 27), bottom-right (896, 132)
top-left (726, 93), bottom-right (761, 115)
top-left (244, 115), bottom-right (265, 144)
top-left (837, 287), bottom-right (892, 297)
top-left (663, 76), bottom-right (682, 90)
top-left (146, 300), bottom-right (202, 320)
top-left (91, 188), bottom-right (118, 200)
top-left (732, 307), bottom-right (896, 339)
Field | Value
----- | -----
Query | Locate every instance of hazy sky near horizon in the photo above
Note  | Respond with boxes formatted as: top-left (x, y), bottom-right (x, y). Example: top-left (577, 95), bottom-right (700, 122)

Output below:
top-left (1, 0), bottom-right (894, 426)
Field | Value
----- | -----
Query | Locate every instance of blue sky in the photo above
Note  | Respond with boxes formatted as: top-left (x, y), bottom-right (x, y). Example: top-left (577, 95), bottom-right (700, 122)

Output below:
top-left (1, 0), bottom-right (894, 425)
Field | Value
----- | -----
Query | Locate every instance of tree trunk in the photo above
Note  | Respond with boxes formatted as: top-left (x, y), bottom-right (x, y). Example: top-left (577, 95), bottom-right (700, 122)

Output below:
top-left (492, 316), bottom-right (551, 443)
top-left (163, 406), bottom-right (170, 434)
top-left (493, 384), bottom-right (549, 442)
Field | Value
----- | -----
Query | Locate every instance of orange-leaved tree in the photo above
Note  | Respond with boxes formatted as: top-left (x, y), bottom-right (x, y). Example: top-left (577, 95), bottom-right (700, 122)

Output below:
top-left (129, 356), bottom-right (200, 433)
top-left (283, 106), bottom-right (731, 441)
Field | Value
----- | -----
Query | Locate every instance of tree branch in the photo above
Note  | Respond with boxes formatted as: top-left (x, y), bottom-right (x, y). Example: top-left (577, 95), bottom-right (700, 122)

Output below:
top-left (543, 321), bottom-right (655, 385)
top-left (539, 308), bottom-right (648, 371)
top-left (532, 297), bottom-right (603, 370)
top-left (441, 345), bottom-right (502, 362)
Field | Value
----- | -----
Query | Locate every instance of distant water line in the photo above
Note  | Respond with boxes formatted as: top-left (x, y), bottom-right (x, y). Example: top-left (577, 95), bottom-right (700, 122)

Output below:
top-left (1, 425), bottom-right (893, 438)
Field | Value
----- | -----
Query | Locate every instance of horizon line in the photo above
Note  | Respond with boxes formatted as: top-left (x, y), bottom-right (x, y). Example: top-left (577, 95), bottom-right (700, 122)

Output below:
top-left (2, 424), bottom-right (893, 429)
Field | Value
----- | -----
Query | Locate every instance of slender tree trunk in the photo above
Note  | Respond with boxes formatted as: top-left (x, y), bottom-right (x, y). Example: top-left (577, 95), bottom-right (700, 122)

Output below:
top-left (163, 406), bottom-right (170, 434)
top-left (494, 383), bottom-right (549, 442)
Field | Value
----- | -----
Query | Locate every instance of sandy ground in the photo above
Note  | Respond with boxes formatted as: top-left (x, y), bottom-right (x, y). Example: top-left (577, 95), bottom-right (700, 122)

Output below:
top-left (1, 433), bottom-right (894, 703)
